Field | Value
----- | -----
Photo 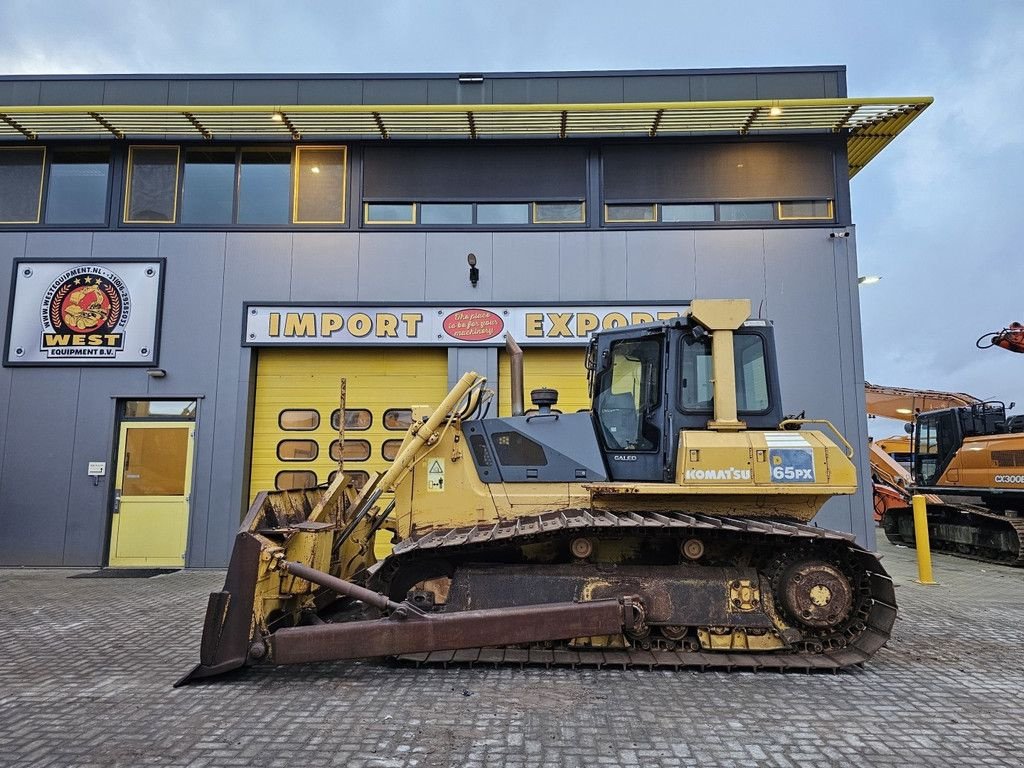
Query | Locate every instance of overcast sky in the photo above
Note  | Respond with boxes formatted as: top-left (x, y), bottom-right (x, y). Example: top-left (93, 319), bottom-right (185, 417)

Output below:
top-left (1, 0), bottom-right (1021, 436)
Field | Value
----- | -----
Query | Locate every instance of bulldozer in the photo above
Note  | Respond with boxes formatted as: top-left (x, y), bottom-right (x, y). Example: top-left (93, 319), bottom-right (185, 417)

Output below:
top-left (178, 299), bottom-right (896, 685)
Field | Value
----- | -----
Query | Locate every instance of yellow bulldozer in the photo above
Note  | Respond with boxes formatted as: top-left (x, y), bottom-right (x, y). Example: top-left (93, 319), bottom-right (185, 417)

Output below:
top-left (178, 299), bottom-right (895, 684)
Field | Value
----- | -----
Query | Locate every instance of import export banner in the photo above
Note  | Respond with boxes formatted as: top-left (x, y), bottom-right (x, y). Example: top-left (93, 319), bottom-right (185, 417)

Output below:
top-left (244, 304), bottom-right (690, 346)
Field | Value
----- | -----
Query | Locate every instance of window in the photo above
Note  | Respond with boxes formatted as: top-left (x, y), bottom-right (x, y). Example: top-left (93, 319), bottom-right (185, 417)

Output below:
top-left (180, 149), bottom-right (236, 225)
top-left (275, 470), bottom-right (318, 491)
top-left (605, 204), bottom-right (656, 223)
top-left (365, 203), bottom-right (415, 224)
top-left (0, 147), bottom-right (45, 223)
top-left (476, 203), bottom-right (529, 225)
top-left (124, 146), bottom-right (180, 224)
top-left (237, 150), bottom-right (291, 224)
top-left (719, 202), bottom-right (774, 222)
top-left (330, 409), bottom-right (372, 431)
top-left (595, 338), bottom-right (662, 451)
top-left (277, 440), bottom-right (319, 461)
top-left (680, 333), bottom-right (770, 414)
top-left (384, 409), bottom-right (414, 431)
top-left (329, 439), bottom-right (371, 462)
top-left (420, 203), bottom-right (473, 224)
top-left (382, 439), bottom-right (404, 461)
top-left (45, 149), bottom-right (110, 224)
top-left (661, 204), bottom-right (715, 223)
top-left (533, 201), bottom-right (584, 224)
top-left (123, 400), bottom-right (197, 419)
top-left (279, 409), bottom-right (320, 430)
top-left (778, 200), bottom-right (834, 220)
top-left (294, 146), bottom-right (347, 224)
top-left (328, 469), bottom-right (369, 490)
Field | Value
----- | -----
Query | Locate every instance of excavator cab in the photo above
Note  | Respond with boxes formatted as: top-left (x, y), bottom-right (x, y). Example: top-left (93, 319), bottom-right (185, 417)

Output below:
top-left (912, 402), bottom-right (1010, 486)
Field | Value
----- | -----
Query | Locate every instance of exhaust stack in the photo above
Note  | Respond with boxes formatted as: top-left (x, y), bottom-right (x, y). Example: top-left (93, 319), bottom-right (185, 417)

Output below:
top-left (506, 335), bottom-right (525, 416)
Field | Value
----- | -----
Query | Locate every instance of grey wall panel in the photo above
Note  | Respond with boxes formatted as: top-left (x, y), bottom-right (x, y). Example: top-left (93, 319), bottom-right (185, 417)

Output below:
top-left (297, 80), bottom-right (363, 105)
top-left (693, 229), bottom-right (767, 308)
top-left (356, 233), bottom-right (426, 301)
top-left (62, 367), bottom-right (145, 564)
top-left (624, 230), bottom-right (696, 301)
top-left (755, 72), bottom-right (827, 99)
top-left (0, 369), bottom-right (80, 565)
top-left (690, 74), bottom-right (757, 101)
top-left (167, 80), bottom-right (235, 105)
top-left (428, 80), bottom-right (489, 106)
top-left (557, 77), bottom-right (624, 104)
top-left (0, 234), bottom-right (27, 511)
top-left (362, 80), bottom-right (429, 105)
top-left (25, 232), bottom-right (94, 258)
top-left (491, 78), bottom-right (558, 105)
top-left (156, 233), bottom-right (228, 567)
top-left (92, 231), bottom-right (160, 259)
top-left (38, 80), bottom-right (105, 105)
top-left (0, 80), bottom-right (40, 105)
top-left (761, 228), bottom-right (869, 542)
top-left (103, 80), bottom-right (169, 105)
top-left (201, 233), bottom-right (293, 566)
top-left (623, 76), bottom-right (690, 103)
top-left (557, 232), bottom-right (626, 301)
top-left (424, 233), bottom-right (494, 303)
top-left (232, 80), bottom-right (299, 106)
top-left (290, 233), bottom-right (359, 301)
top-left (491, 233), bottom-right (560, 302)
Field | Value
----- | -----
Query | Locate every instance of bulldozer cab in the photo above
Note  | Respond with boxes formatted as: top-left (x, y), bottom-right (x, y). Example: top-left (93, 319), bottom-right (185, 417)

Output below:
top-left (587, 316), bottom-right (783, 481)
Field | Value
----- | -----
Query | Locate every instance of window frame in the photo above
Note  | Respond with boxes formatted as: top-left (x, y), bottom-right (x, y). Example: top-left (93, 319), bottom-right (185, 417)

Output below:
top-left (292, 145), bottom-right (348, 225)
top-left (0, 146), bottom-right (47, 224)
top-left (42, 145), bottom-right (114, 226)
top-left (677, 331), bottom-right (774, 417)
top-left (278, 408), bottom-right (321, 431)
top-left (364, 201), bottom-right (417, 225)
top-left (531, 200), bottom-right (586, 225)
top-left (123, 144), bottom-right (182, 225)
top-left (274, 469), bottom-right (318, 491)
top-left (276, 439), bottom-right (320, 462)
top-left (777, 199), bottom-right (835, 221)
top-left (329, 438), bottom-right (371, 462)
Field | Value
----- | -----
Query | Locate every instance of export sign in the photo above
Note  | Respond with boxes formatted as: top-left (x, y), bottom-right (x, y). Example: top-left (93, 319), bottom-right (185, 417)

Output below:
top-left (244, 304), bottom-right (688, 346)
top-left (5, 260), bottom-right (164, 366)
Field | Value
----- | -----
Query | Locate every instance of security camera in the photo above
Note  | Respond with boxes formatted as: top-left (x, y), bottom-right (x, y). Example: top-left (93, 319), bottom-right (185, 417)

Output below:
top-left (829, 231), bottom-right (850, 239)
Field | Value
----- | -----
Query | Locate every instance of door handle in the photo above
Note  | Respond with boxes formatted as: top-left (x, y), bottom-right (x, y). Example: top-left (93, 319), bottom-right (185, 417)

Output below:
top-left (113, 490), bottom-right (121, 513)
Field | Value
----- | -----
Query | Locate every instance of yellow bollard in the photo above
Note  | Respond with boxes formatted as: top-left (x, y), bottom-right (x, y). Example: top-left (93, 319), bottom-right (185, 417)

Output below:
top-left (911, 494), bottom-right (937, 585)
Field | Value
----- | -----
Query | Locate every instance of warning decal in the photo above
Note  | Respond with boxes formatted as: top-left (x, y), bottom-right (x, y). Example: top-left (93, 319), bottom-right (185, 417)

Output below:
top-left (427, 458), bottom-right (445, 491)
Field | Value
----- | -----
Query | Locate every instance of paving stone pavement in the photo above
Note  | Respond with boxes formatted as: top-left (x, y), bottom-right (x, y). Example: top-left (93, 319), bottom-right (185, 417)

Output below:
top-left (1, 536), bottom-right (1022, 768)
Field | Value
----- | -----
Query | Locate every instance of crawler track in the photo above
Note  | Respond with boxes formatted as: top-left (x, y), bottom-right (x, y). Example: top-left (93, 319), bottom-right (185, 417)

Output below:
top-left (883, 503), bottom-right (1024, 567)
top-left (374, 510), bottom-right (896, 671)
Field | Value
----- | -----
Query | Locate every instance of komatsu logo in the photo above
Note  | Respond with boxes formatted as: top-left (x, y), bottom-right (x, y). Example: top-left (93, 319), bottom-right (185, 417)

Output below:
top-left (685, 467), bottom-right (751, 481)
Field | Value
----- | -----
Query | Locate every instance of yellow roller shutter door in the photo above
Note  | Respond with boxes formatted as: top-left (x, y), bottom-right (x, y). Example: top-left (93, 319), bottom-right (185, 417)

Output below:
top-left (497, 347), bottom-right (591, 416)
top-left (250, 348), bottom-right (449, 501)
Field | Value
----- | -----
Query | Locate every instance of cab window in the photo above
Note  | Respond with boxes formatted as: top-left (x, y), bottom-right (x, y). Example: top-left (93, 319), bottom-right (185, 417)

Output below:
top-left (680, 333), bottom-right (770, 413)
top-left (595, 338), bottom-right (661, 451)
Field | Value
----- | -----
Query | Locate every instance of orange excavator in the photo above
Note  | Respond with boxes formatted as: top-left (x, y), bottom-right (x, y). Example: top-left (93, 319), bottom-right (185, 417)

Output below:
top-left (864, 382), bottom-right (1024, 565)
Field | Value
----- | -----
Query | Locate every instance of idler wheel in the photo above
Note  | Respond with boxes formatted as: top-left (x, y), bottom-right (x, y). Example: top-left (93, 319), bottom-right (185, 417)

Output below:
top-left (778, 560), bottom-right (853, 630)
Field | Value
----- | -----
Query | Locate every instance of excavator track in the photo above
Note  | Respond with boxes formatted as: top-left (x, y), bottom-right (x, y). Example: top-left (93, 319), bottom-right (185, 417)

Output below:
top-left (883, 503), bottom-right (1024, 567)
top-left (373, 510), bottom-right (896, 672)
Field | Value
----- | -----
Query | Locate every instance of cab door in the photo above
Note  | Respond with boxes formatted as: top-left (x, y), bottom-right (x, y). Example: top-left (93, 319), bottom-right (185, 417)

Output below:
top-left (108, 420), bottom-right (195, 567)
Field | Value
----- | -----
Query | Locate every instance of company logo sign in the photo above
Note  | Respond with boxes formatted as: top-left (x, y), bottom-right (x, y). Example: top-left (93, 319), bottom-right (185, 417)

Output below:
top-left (6, 260), bottom-right (164, 366)
top-left (245, 304), bottom-right (688, 346)
top-left (40, 266), bottom-right (131, 358)
top-left (684, 467), bottom-right (752, 481)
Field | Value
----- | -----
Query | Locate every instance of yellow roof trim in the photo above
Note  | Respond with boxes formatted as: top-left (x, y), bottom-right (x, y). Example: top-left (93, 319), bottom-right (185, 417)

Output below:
top-left (0, 97), bottom-right (932, 177)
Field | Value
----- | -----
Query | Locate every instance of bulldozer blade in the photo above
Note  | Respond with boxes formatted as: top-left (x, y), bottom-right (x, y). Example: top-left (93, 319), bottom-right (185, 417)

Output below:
top-left (269, 597), bottom-right (634, 666)
top-left (174, 532), bottom-right (262, 687)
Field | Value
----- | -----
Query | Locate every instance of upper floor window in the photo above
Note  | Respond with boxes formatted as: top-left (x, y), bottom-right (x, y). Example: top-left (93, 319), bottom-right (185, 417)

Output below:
top-left (364, 200), bottom-right (584, 227)
top-left (0, 147), bottom-right (45, 224)
top-left (124, 146), bottom-right (180, 224)
top-left (45, 149), bottom-right (110, 224)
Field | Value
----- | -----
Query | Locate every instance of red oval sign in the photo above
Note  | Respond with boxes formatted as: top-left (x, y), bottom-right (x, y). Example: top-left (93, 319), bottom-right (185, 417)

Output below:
top-left (443, 308), bottom-right (504, 342)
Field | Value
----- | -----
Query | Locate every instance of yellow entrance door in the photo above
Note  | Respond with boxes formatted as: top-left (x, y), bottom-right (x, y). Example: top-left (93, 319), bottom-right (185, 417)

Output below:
top-left (498, 347), bottom-right (591, 416)
top-left (108, 421), bottom-right (195, 567)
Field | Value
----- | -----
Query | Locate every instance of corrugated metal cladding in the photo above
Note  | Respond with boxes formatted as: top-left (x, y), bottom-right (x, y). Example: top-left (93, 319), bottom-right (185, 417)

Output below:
top-left (0, 67), bottom-right (878, 569)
